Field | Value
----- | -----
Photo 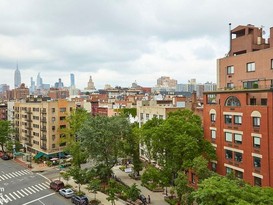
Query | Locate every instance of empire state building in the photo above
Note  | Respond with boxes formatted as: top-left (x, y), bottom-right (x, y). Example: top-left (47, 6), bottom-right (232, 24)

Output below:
top-left (14, 65), bottom-right (21, 88)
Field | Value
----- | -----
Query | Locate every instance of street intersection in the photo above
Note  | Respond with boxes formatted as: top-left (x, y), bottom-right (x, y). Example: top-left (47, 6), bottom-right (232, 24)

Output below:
top-left (0, 159), bottom-right (68, 205)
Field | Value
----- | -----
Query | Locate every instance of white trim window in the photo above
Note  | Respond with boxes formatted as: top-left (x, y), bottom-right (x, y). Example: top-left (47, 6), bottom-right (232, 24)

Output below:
top-left (227, 66), bottom-right (234, 74)
top-left (247, 62), bottom-right (255, 72)
top-left (211, 130), bottom-right (216, 140)
top-left (234, 115), bottom-right (242, 125)
top-left (225, 132), bottom-right (233, 142)
top-left (234, 133), bottom-right (242, 144)
top-left (253, 137), bottom-right (261, 148)
top-left (253, 117), bottom-right (260, 127)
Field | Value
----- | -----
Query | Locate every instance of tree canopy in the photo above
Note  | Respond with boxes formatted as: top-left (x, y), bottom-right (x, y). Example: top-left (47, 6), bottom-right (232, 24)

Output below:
top-left (0, 120), bottom-right (14, 152)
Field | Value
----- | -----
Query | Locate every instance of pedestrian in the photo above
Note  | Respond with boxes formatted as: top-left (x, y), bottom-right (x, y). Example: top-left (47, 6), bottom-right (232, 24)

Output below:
top-left (147, 195), bottom-right (151, 204)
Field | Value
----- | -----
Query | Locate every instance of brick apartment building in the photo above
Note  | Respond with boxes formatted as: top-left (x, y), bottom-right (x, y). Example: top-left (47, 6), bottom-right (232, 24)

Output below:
top-left (203, 24), bottom-right (273, 187)
top-left (14, 96), bottom-right (76, 157)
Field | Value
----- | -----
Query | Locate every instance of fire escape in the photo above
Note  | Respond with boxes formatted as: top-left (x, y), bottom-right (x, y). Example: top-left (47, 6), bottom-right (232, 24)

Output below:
top-left (40, 108), bottom-right (47, 150)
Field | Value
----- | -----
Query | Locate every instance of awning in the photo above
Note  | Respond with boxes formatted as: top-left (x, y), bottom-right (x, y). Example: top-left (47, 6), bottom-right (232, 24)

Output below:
top-left (34, 152), bottom-right (44, 159)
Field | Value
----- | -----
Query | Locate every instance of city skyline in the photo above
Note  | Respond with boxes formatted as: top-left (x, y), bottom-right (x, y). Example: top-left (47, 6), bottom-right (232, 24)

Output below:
top-left (0, 1), bottom-right (272, 89)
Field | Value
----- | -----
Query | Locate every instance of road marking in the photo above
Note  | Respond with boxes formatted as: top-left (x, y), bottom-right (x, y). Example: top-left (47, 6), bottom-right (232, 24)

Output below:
top-left (41, 183), bottom-right (48, 187)
top-left (5, 174), bottom-right (12, 179)
top-left (22, 193), bottom-right (55, 205)
top-left (0, 176), bottom-right (4, 180)
top-left (12, 172), bottom-right (19, 177)
top-left (2, 175), bottom-right (8, 180)
top-left (34, 184), bottom-right (43, 191)
top-left (21, 189), bottom-right (28, 196)
top-left (8, 193), bottom-right (16, 200)
top-left (12, 191), bottom-right (20, 199)
top-left (27, 186), bottom-right (36, 193)
top-left (36, 173), bottom-right (51, 182)
top-left (37, 184), bottom-right (47, 189)
top-left (17, 190), bottom-right (24, 197)
top-left (4, 194), bottom-right (12, 202)
top-left (24, 188), bottom-right (33, 195)
top-left (30, 185), bottom-right (39, 192)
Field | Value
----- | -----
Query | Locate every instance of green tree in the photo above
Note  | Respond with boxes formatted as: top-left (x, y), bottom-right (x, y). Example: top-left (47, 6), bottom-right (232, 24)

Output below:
top-left (0, 120), bottom-right (13, 152)
top-left (127, 183), bottom-right (141, 201)
top-left (123, 123), bottom-right (142, 176)
top-left (106, 179), bottom-right (118, 205)
top-left (175, 171), bottom-right (194, 204)
top-left (68, 166), bottom-right (88, 193)
top-left (193, 175), bottom-right (273, 205)
top-left (192, 156), bottom-right (213, 181)
top-left (87, 179), bottom-right (101, 200)
top-left (60, 171), bottom-right (71, 185)
top-left (80, 115), bottom-right (131, 181)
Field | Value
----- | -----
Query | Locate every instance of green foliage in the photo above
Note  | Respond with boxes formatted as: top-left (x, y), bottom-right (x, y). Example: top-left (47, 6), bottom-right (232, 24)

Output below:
top-left (68, 166), bottom-right (89, 192)
top-left (193, 175), bottom-right (273, 205)
top-left (127, 183), bottom-right (141, 201)
top-left (87, 179), bottom-right (101, 200)
top-left (192, 156), bottom-right (213, 181)
top-left (116, 108), bottom-right (137, 117)
top-left (0, 120), bottom-right (14, 152)
top-left (60, 171), bottom-right (71, 185)
top-left (80, 115), bottom-right (131, 181)
top-left (106, 179), bottom-right (119, 205)
top-left (175, 171), bottom-right (194, 204)
top-left (141, 165), bottom-right (164, 190)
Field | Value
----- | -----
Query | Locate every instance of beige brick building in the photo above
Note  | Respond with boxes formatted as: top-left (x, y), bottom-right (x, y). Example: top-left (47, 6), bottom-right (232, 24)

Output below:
top-left (14, 96), bottom-right (76, 156)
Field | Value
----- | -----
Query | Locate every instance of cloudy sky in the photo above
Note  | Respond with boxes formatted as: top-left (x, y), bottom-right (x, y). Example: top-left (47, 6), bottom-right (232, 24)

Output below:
top-left (0, 0), bottom-right (272, 89)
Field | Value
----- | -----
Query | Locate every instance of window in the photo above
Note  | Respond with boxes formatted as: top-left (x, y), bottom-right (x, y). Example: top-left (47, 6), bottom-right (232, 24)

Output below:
top-left (225, 150), bottom-right (233, 159)
top-left (211, 130), bottom-right (216, 140)
top-left (140, 113), bottom-right (143, 120)
top-left (271, 59), bottom-right (273, 69)
top-left (227, 83), bottom-right (234, 89)
top-left (253, 137), bottom-right (260, 148)
top-left (254, 177), bottom-right (262, 186)
top-left (234, 133), bottom-right (242, 144)
top-left (52, 117), bottom-right (56, 122)
top-left (235, 170), bottom-right (243, 179)
top-left (250, 98), bottom-right (256, 105)
top-left (52, 135), bottom-right (55, 141)
top-left (227, 66), bottom-right (234, 74)
top-left (225, 132), bottom-right (232, 142)
top-left (225, 96), bottom-right (241, 106)
top-left (247, 62), bottom-right (255, 72)
top-left (226, 167), bottom-right (232, 175)
top-left (243, 81), bottom-right (258, 89)
top-left (159, 115), bottom-right (163, 119)
top-left (52, 144), bottom-right (55, 149)
top-left (52, 108), bottom-right (55, 113)
top-left (52, 126), bottom-right (55, 131)
top-left (234, 152), bottom-right (242, 162)
top-left (225, 115), bottom-right (232, 124)
top-left (261, 98), bottom-right (267, 105)
top-left (146, 114), bottom-right (149, 120)
top-left (211, 162), bottom-right (217, 172)
top-left (253, 117), bottom-right (260, 127)
top-left (254, 157), bottom-right (261, 168)
top-left (210, 113), bottom-right (216, 122)
top-left (60, 116), bottom-right (65, 121)
top-left (234, 115), bottom-right (242, 125)
top-left (60, 107), bottom-right (66, 112)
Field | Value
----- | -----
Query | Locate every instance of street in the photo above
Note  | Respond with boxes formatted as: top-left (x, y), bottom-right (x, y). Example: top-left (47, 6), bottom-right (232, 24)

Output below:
top-left (0, 159), bottom-right (69, 205)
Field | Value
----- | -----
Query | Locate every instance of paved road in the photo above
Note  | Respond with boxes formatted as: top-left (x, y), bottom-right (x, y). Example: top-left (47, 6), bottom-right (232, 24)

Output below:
top-left (0, 159), bottom-right (70, 205)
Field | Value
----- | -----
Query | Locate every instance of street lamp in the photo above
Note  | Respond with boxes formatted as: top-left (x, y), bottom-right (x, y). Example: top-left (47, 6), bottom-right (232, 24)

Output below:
top-left (13, 144), bottom-right (16, 159)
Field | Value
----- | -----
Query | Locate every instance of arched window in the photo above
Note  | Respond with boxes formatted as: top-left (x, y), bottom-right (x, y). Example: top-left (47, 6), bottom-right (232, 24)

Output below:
top-left (225, 96), bottom-right (241, 107)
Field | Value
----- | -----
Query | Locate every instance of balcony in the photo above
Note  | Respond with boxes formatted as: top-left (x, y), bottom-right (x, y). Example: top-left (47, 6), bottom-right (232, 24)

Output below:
top-left (41, 118), bottom-right (47, 123)
top-left (40, 137), bottom-right (47, 141)
top-left (26, 118), bottom-right (32, 122)
top-left (41, 127), bottom-right (47, 132)
top-left (40, 145), bottom-right (47, 150)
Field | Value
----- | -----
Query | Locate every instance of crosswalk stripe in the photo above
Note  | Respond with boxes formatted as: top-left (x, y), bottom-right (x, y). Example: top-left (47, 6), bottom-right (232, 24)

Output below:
top-left (5, 174), bottom-right (12, 179)
top-left (4, 194), bottom-right (12, 202)
top-left (9, 193), bottom-right (16, 200)
top-left (27, 187), bottom-right (36, 193)
top-left (17, 171), bottom-right (25, 175)
top-left (34, 184), bottom-right (43, 191)
top-left (37, 184), bottom-right (47, 189)
top-left (21, 170), bottom-right (29, 174)
top-left (31, 185), bottom-right (40, 192)
top-left (0, 195), bottom-right (9, 204)
top-left (42, 183), bottom-right (49, 187)
top-left (12, 191), bottom-right (20, 199)
top-left (8, 193), bottom-right (16, 200)
top-left (20, 189), bottom-right (28, 196)
top-left (0, 176), bottom-right (4, 180)
top-left (24, 188), bottom-right (33, 195)
top-left (17, 190), bottom-right (24, 197)
top-left (45, 181), bottom-right (50, 186)
top-left (15, 171), bottom-right (22, 176)
top-left (11, 172), bottom-right (18, 177)
top-left (2, 175), bottom-right (9, 180)
top-left (9, 173), bottom-right (16, 178)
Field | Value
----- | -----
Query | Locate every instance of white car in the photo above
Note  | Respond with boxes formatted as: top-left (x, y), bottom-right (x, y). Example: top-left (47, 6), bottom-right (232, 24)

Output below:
top-left (59, 188), bottom-right (74, 198)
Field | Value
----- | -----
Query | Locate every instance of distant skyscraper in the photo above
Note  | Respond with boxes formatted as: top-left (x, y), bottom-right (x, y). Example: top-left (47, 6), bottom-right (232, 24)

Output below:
top-left (70, 73), bottom-right (75, 87)
top-left (54, 78), bottom-right (64, 88)
top-left (36, 73), bottom-right (43, 89)
top-left (84, 76), bottom-right (96, 90)
top-left (30, 77), bottom-right (35, 94)
top-left (14, 64), bottom-right (21, 88)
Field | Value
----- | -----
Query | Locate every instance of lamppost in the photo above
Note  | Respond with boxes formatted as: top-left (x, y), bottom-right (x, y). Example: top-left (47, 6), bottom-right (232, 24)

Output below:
top-left (13, 144), bottom-right (16, 159)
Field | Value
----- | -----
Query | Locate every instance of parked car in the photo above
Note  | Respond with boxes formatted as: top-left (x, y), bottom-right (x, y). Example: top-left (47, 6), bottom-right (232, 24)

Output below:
top-left (59, 188), bottom-right (74, 198)
top-left (1, 154), bottom-right (11, 160)
top-left (49, 180), bottom-right (64, 191)
top-left (139, 194), bottom-right (147, 205)
top-left (71, 195), bottom-right (89, 205)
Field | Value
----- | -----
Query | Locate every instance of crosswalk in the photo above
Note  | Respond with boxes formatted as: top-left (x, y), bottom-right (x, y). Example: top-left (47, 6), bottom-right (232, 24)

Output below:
top-left (0, 169), bottom-right (32, 182)
top-left (0, 181), bottom-right (50, 204)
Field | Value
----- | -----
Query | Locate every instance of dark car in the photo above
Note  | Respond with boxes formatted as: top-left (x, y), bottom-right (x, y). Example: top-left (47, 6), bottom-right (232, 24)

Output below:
top-left (49, 180), bottom-right (64, 191)
top-left (71, 195), bottom-right (88, 205)
top-left (139, 194), bottom-right (147, 204)
top-left (1, 154), bottom-right (11, 160)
